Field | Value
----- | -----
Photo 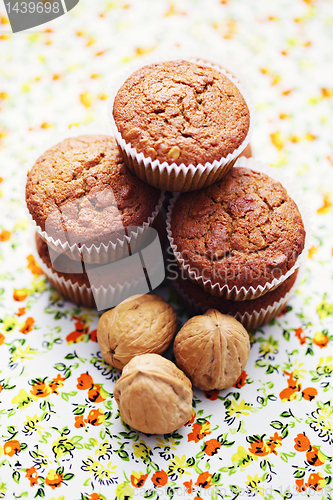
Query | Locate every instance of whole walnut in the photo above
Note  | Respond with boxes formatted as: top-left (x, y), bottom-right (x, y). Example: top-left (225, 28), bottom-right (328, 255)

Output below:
top-left (114, 353), bottom-right (193, 434)
top-left (174, 309), bottom-right (250, 391)
top-left (97, 294), bottom-right (177, 370)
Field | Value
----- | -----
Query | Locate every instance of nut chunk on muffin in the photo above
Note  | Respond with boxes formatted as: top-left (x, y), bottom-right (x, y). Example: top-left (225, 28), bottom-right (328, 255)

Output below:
top-left (112, 59), bottom-right (250, 166)
top-left (169, 167), bottom-right (306, 296)
top-left (25, 134), bottom-right (161, 248)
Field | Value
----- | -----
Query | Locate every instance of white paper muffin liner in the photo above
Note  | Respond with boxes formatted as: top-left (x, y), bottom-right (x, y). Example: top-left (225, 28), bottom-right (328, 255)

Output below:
top-left (22, 124), bottom-right (165, 264)
top-left (107, 54), bottom-right (255, 192)
top-left (173, 263), bottom-right (304, 331)
top-left (166, 157), bottom-right (312, 301)
top-left (32, 232), bottom-right (149, 311)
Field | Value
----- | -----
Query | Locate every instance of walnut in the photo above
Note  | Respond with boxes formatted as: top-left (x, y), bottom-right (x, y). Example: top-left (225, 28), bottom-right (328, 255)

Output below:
top-left (113, 353), bottom-right (193, 434)
top-left (173, 309), bottom-right (250, 391)
top-left (97, 294), bottom-right (177, 370)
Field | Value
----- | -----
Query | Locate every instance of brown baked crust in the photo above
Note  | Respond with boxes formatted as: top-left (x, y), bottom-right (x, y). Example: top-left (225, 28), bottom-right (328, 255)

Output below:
top-left (26, 135), bottom-right (161, 247)
top-left (113, 60), bottom-right (250, 166)
top-left (170, 167), bottom-right (305, 290)
top-left (172, 266), bottom-right (298, 317)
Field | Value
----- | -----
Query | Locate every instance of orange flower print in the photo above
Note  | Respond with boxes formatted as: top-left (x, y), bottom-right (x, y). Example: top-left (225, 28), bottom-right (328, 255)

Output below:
top-left (89, 329), bottom-right (97, 342)
top-left (131, 472), bottom-right (148, 488)
top-left (183, 479), bottom-right (194, 494)
top-left (0, 333), bottom-right (5, 345)
top-left (74, 415), bottom-right (86, 428)
top-left (30, 380), bottom-right (52, 398)
top-left (195, 471), bottom-right (212, 489)
top-left (279, 386), bottom-right (297, 402)
top-left (66, 331), bottom-right (85, 344)
top-left (88, 384), bottom-right (106, 403)
top-left (66, 316), bottom-right (89, 344)
top-left (13, 289), bottom-right (28, 302)
top-left (294, 433), bottom-right (311, 452)
top-left (204, 389), bottom-right (219, 400)
top-left (266, 433), bottom-right (283, 455)
top-left (26, 466), bottom-right (38, 487)
top-left (302, 387), bottom-right (318, 401)
top-left (45, 469), bottom-right (63, 489)
top-left (48, 374), bottom-right (65, 394)
top-left (27, 254), bottom-right (43, 275)
top-left (317, 192), bottom-right (332, 215)
top-left (313, 331), bottom-right (329, 348)
top-left (77, 372), bottom-right (94, 390)
top-left (270, 130), bottom-right (284, 150)
top-left (0, 229), bottom-right (11, 241)
top-left (308, 245), bottom-right (318, 259)
top-left (19, 317), bottom-right (35, 334)
top-left (86, 408), bottom-right (105, 426)
top-left (15, 307), bottom-right (26, 317)
top-left (295, 478), bottom-right (306, 492)
top-left (279, 371), bottom-right (302, 402)
top-left (280, 370), bottom-right (317, 403)
top-left (248, 437), bottom-right (270, 457)
top-left (185, 410), bottom-right (196, 426)
top-left (203, 439), bottom-right (221, 456)
top-left (188, 421), bottom-right (211, 443)
top-left (4, 439), bottom-right (21, 456)
top-left (151, 470), bottom-right (168, 487)
top-left (295, 327), bottom-right (306, 345)
top-left (306, 446), bottom-right (324, 467)
top-left (0, 384), bottom-right (3, 392)
top-left (305, 472), bottom-right (325, 491)
top-left (233, 370), bottom-right (248, 389)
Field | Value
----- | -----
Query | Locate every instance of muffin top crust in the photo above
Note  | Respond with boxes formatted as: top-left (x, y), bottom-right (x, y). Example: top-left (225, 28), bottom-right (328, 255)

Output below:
top-left (26, 135), bottom-right (161, 247)
top-left (113, 60), bottom-right (250, 166)
top-left (170, 167), bottom-right (306, 290)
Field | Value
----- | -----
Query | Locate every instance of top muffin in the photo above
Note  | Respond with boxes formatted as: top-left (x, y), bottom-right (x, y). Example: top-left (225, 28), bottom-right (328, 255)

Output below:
top-left (25, 135), bottom-right (161, 248)
top-left (170, 167), bottom-right (306, 291)
top-left (112, 60), bottom-right (250, 166)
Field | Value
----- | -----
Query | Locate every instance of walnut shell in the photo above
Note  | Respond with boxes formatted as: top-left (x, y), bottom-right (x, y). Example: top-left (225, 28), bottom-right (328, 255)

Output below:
top-left (114, 353), bottom-right (193, 434)
top-left (97, 294), bottom-right (177, 370)
top-left (173, 309), bottom-right (250, 391)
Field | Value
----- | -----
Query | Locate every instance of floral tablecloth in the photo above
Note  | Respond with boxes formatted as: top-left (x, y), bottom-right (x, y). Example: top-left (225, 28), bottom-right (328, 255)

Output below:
top-left (0, 0), bottom-right (333, 498)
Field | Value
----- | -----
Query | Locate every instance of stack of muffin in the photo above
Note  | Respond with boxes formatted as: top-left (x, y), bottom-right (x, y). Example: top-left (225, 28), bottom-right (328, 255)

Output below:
top-left (25, 58), bottom-right (306, 327)
top-left (26, 134), bottom-right (164, 309)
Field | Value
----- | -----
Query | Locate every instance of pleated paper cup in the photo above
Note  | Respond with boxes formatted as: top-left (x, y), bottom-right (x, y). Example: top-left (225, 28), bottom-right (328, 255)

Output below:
top-left (172, 265), bottom-right (303, 331)
top-left (166, 157), bottom-right (311, 301)
top-left (29, 193), bottom-right (164, 265)
top-left (22, 124), bottom-right (165, 265)
top-left (32, 232), bottom-right (151, 311)
top-left (107, 55), bottom-right (254, 192)
top-left (38, 259), bottom-right (96, 309)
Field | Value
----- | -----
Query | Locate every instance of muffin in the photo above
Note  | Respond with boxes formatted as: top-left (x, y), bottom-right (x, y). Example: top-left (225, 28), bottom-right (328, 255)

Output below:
top-left (241, 143), bottom-right (252, 159)
top-left (26, 134), bottom-right (163, 264)
top-left (171, 266), bottom-right (300, 330)
top-left (109, 59), bottom-right (252, 191)
top-left (168, 166), bottom-right (306, 300)
top-left (35, 233), bottom-right (150, 310)
top-left (35, 233), bottom-right (95, 307)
